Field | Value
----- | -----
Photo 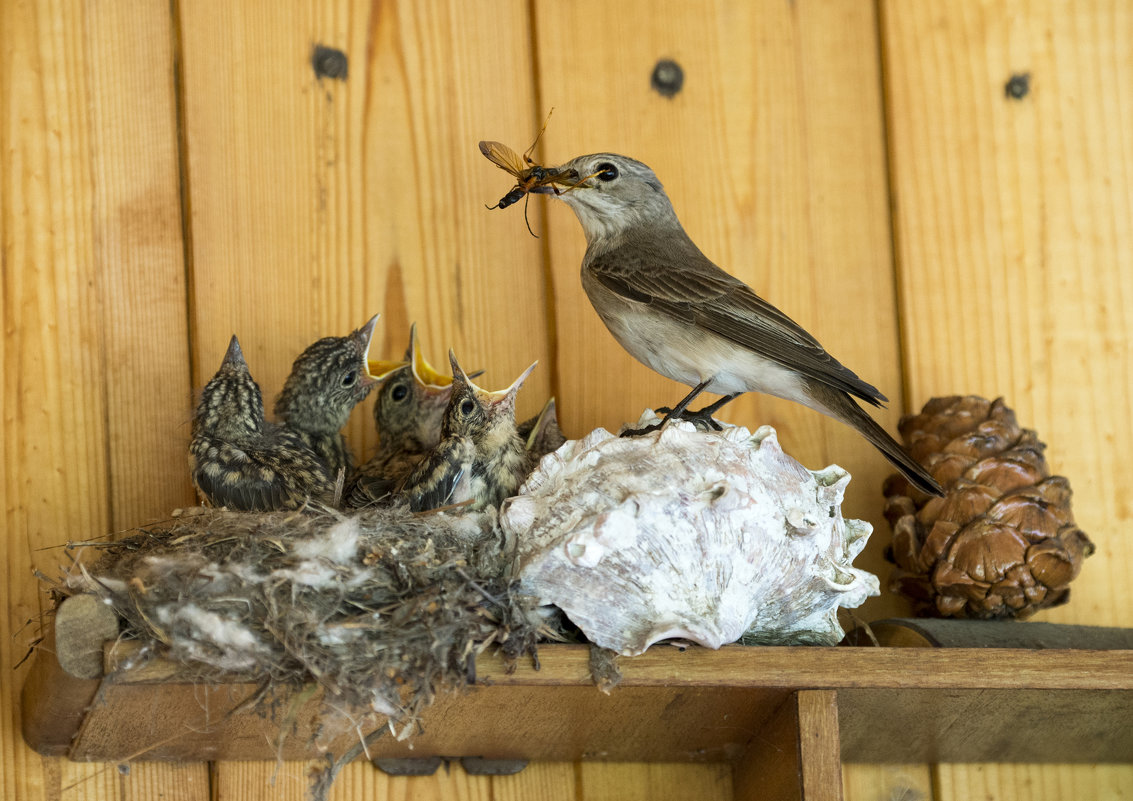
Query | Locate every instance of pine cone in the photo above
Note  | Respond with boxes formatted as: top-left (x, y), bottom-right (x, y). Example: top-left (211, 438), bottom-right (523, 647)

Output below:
top-left (883, 396), bottom-right (1094, 619)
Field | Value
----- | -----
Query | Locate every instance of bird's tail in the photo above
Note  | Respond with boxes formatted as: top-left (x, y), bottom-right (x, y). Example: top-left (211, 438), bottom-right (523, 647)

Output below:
top-left (812, 387), bottom-right (943, 497)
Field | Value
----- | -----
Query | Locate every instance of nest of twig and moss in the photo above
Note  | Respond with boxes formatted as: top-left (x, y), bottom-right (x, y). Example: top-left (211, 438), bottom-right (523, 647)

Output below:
top-left (57, 504), bottom-right (553, 743)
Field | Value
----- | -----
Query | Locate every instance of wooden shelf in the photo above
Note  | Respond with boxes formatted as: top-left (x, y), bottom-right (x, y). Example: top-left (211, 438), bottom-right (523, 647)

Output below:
top-left (21, 618), bottom-right (1133, 801)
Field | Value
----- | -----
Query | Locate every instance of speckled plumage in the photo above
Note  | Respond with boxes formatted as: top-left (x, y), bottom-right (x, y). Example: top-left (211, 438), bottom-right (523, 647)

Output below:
top-left (347, 325), bottom-right (453, 508)
top-left (274, 315), bottom-right (380, 482)
top-left (400, 352), bottom-right (536, 512)
top-left (189, 336), bottom-right (335, 511)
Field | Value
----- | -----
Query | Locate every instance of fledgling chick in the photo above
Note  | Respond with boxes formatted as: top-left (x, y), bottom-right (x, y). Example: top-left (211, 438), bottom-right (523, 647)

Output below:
top-left (400, 352), bottom-right (537, 512)
top-left (346, 324), bottom-right (453, 508)
top-left (518, 396), bottom-right (567, 461)
top-left (189, 335), bottom-right (335, 511)
top-left (274, 315), bottom-right (380, 484)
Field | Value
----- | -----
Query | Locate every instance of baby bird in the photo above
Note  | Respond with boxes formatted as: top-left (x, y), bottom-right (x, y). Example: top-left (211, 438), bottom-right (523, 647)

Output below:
top-left (400, 352), bottom-right (537, 512)
top-left (518, 397), bottom-right (567, 461)
top-left (347, 324), bottom-right (454, 508)
top-left (189, 335), bottom-right (335, 511)
top-left (274, 315), bottom-right (380, 484)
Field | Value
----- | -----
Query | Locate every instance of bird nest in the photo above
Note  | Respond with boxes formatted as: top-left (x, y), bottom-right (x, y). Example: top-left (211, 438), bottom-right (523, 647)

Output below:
top-left (53, 505), bottom-right (550, 748)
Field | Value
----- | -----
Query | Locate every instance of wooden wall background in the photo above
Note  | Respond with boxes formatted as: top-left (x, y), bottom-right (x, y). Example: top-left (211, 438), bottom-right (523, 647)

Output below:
top-left (2, 0), bottom-right (1129, 799)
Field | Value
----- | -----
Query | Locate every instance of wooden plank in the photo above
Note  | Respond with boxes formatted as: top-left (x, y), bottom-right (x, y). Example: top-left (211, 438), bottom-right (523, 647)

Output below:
top-left (935, 763), bottom-right (1133, 801)
top-left (178, 0), bottom-right (552, 461)
top-left (880, 0), bottom-right (1133, 626)
top-left (71, 668), bottom-right (788, 762)
top-left (531, 0), bottom-right (913, 621)
top-left (734, 690), bottom-right (843, 801)
top-left (842, 764), bottom-right (934, 801)
top-left (28, 642), bottom-right (1127, 763)
top-left (2, 1), bottom-right (202, 800)
top-left (843, 619), bottom-right (1133, 650)
top-left (839, 688), bottom-right (1133, 763)
top-left (19, 646), bottom-right (103, 759)
top-left (880, 1), bottom-right (1133, 798)
top-left (103, 641), bottom-right (1133, 692)
top-left (574, 763), bottom-right (733, 801)
top-left (213, 759), bottom-right (733, 801)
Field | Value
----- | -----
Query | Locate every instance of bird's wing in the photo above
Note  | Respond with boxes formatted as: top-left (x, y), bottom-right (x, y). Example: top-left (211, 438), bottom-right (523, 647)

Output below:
top-left (192, 442), bottom-right (295, 511)
top-left (400, 440), bottom-right (469, 512)
top-left (587, 238), bottom-right (886, 406)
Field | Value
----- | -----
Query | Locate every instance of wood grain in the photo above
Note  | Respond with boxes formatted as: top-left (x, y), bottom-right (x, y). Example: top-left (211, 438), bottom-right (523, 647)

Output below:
top-left (179, 0), bottom-right (553, 461)
top-left (880, 0), bottom-right (1133, 797)
top-left (734, 691), bottom-right (844, 801)
top-left (4, 2), bottom-right (1132, 800)
top-left (531, 0), bottom-right (915, 622)
top-left (1, 1), bottom-right (202, 800)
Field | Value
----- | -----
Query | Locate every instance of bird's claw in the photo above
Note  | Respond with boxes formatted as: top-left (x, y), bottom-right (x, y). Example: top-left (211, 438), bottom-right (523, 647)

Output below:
top-left (619, 422), bottom-right (663, 438)
top-left (653, 405), bottom-right (725, 432)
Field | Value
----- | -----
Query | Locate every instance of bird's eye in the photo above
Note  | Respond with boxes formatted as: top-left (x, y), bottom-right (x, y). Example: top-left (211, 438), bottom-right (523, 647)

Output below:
top-left (342, 372), bottom-right (357, 387)
top-left (460, 398), bottom-right (476, 416)
top-left (391, 383), bottom-right (409, 402)
top-left (596, 163), bottom-right (619, 181)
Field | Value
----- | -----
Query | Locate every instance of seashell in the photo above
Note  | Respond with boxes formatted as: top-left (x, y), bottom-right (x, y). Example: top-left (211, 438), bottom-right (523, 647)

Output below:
top-left (501, 412), bottom-right (879, 656)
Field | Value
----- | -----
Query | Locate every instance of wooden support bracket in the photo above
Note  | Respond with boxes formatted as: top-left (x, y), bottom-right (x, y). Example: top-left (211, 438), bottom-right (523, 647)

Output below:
top-left (733, 690), bottom-right (843, 801)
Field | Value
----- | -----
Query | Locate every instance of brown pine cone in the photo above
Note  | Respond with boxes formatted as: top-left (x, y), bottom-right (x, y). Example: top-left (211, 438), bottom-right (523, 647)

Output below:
top-left (883, 396), bottom-right (1094, 619)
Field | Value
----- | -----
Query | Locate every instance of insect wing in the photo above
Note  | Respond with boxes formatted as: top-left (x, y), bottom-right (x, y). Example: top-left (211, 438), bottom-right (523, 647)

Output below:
top-left (478, 141), bottom-right (527, 178)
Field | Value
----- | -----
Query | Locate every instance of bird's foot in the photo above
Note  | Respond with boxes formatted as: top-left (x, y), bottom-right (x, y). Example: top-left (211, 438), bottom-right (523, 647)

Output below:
top-left (619, 421), bottom-right (663, 438)
top-left (655, 404), bottom-right (725, 432)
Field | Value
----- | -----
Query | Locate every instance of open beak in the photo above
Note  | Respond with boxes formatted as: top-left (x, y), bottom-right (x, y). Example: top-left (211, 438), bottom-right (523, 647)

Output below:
top-left (408, 323), bottom-right (453, 389)
top-left (481, 360), bottom-right (538, 413)
top-left (354, 314), bottom-right (385, 387)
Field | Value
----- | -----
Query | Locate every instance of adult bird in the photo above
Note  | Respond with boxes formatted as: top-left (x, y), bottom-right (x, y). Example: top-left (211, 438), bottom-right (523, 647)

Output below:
top-left (532, 153), bottom-right (941, 496)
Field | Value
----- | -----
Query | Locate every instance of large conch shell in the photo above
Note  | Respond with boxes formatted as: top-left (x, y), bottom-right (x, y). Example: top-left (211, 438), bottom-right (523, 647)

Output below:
top-left (501, 413), bottom-right (879, 655)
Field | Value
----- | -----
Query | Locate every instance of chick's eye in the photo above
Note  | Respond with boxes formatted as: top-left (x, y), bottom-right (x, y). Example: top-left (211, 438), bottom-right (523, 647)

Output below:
top-left (596, 162), bottom-right (618, 181)
top-left (460, 398), bottom-right (476, 416)
top-left (391, 383), bottom-right (409, 402)
top-left (342, 372), bottom-right (357, 387)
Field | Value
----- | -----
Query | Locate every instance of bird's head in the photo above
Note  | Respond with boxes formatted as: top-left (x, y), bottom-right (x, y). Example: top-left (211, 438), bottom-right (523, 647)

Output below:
top-left (371, 323), bottom-right (454, 449)
top-left (275, 314), bottom-right (381, 433)
top-left (443, 350), bottom-right (537, 441)
top-left (194, 334), bottom-right (266, 439)
top-left (534, 153), bottom-right (677, 244)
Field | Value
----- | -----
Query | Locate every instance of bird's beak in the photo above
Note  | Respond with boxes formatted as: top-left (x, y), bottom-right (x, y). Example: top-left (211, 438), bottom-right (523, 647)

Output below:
top-left (222, 334), bottom-right (247, 368)
top-left (366, 358), bottom-right (407, 382)
top-left (531, 166), bottom-right (581, 194)
top-left (524, 396), bottom-right (557, 451)
top-left (355, 314), bottom-right (404, 384)
top-left (409, 326), bottom-right (453, 389)
top-left (481, 360), bottom-right (538, 413)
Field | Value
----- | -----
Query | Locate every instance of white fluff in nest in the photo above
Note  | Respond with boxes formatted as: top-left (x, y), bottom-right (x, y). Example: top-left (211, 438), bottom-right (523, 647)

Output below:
top-left (156, 603), bottom-right (270, 672)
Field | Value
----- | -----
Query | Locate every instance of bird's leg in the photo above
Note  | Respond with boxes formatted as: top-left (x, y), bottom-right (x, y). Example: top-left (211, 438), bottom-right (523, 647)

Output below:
top-left (656, 391), bottom-right (739, 432)
top-left (665, 392), bottom-right (741, 431)
top-left (620, 380), bottom-right (711, 438)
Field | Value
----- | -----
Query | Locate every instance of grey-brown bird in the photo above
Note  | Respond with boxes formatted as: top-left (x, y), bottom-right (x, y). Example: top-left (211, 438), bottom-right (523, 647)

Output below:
top-left (189, 335), bottom-right (335, 511)
top-left (399, 352), bottom-right (537, 512)
top-left (274, 314), bottom-right (381, 484)
top-left (346, 324), bottom-right (454, 508)
top-left (531, 153), bottom-right (942, 496)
